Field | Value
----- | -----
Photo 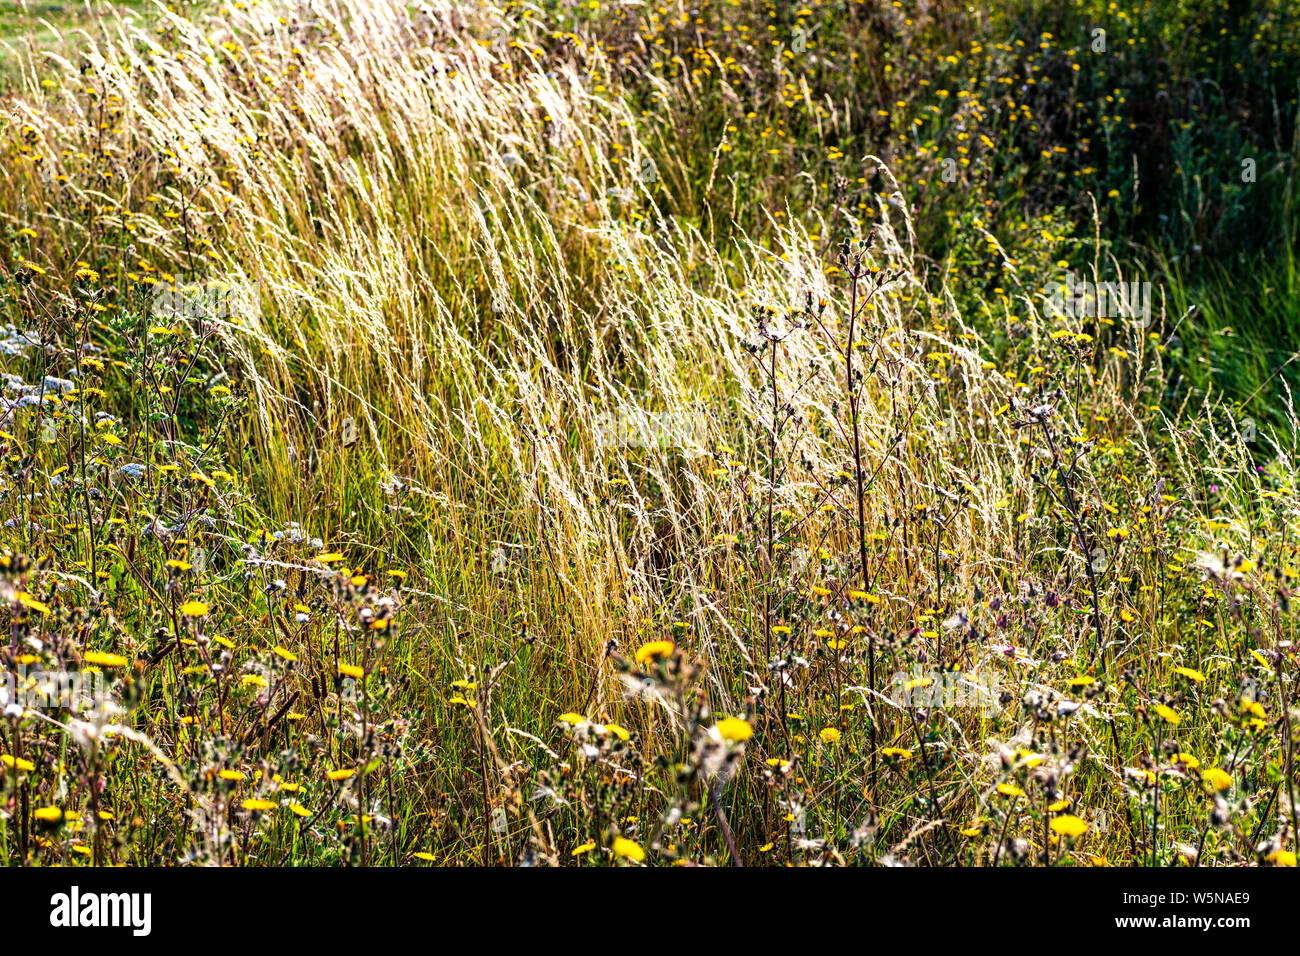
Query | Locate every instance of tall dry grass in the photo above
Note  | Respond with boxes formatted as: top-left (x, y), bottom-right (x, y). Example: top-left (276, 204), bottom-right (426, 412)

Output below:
top-left (0, 0), bottom-right (1296, 865)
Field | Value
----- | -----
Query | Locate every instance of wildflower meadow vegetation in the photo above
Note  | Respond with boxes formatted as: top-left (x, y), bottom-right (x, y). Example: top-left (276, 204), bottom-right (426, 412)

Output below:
top-left (0, 0), bottom-right (1298, 871)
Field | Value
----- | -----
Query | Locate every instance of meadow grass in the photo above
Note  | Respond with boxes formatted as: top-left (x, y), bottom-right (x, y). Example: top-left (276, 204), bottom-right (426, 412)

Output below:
top-left (0, 1), bottom-right (154, 73)
top-left (0, 0), bottom-right (1296, 867)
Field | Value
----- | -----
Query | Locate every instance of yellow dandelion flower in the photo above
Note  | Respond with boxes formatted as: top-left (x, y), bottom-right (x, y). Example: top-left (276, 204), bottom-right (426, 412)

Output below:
top-left (1049, 815), bottom-right (1088, 838)
top-left (83, 650), bottom-right (128, 667)
top-left (715, 717), bottom-right (753, 742)
top-left (16, 592), bottom-right (50, 615)
top-left (633, 640), bottom-right (674, 665)
top-left (1202, 767), bottom-right (1233, 792)
top-left (611, 836), bottom-right (645, 861)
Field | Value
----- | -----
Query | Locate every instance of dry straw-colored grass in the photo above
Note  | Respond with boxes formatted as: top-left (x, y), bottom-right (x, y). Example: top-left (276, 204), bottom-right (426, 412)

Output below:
top-left (0, 0), bottom-right (1296, 866)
